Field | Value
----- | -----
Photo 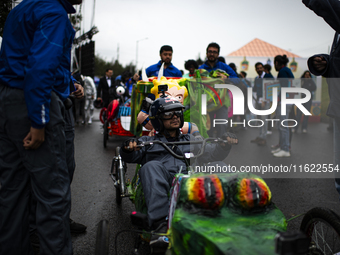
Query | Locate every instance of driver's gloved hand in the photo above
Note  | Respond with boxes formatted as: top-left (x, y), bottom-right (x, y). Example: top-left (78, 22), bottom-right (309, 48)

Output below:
top-left (222, 132), bottom-right (238, 141)
top-left (122, 138), bottom-right (140, 152)
top-left (221, 132), bottom-right (238, 149)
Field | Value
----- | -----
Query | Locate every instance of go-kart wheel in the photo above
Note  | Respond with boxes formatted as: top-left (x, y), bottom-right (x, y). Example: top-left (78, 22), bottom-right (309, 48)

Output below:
top-left (103, 120), bottom-right (108, 148)
top-left (95, 220), bottom-right (110, 255)
top-left (300, 207), bottom-right (340, 255)
top-left (115, 147), bottom-right (122, 205)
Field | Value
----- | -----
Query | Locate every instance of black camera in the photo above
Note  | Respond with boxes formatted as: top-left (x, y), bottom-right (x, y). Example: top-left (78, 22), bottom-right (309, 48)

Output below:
top-left (158, 84), bottom-right (168, 97)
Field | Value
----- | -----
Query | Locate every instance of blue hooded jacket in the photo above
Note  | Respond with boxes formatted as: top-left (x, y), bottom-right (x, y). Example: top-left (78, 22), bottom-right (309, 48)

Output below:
top-left (0, 0), bottom-right (76, 128)
top-left (146, 61), bottom-right (182, 77)
top-left (199, 60), bottom-right (240, 84)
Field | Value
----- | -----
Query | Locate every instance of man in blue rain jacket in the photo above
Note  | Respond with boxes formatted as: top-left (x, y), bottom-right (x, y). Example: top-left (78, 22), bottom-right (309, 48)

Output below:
top-left (0, 0), bottom-right (81, 254)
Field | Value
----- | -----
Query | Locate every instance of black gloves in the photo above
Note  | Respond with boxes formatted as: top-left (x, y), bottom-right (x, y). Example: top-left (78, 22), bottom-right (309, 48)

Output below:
top-left (222, 132), bottom-right (238, 142)
top-left (141, 97), bottom-right (153, 113)
top-left (121, 138), bottom-right (140, 153)
top-left (220, 132), bottom-right (238, 150)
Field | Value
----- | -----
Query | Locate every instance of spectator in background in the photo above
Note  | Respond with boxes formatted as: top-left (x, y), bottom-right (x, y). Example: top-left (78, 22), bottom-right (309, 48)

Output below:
top-left (199, 42), bottom-right (240, 137)
top-left (292, 71), bottom-right (316, 133)
top-left (229, 62), bottom-right (242, 78)
top-left (199, 43), bottom-right (239, 81)
top-left (240, 71), bottom-right (252, 125)
top-left (264, 64), bottom-right (274, 78)
top-left (146, 45), bottom-right (182, 77)
top-left (251, 62), bottom-right (272, 146)
top-left (218, 56), bottom-right (226, 63)
top-left (84, 76), bottom-right (97, 124)
top-left (271, 55), bottom-right (294, 157)
top-left (137, 45), bottom-right (182, 79)
top-left (114, 70), bottom-right (133, 102)
top-left (183, 59), bottom-right (198, 78)
top-left (114, 74), bottom-right (122, 85)
top-left (229, 63), bottom-right (247, 132)
top-left (97, 68), bottom-right (115, 108)
top-left (116, 70), bottom-right (134, 96)
top-left (240, 71), bottom-right (251, 88)
top-left (72, 72), bottom-right (86, 124)
top-left (263, 64), bottom-right (274, 134)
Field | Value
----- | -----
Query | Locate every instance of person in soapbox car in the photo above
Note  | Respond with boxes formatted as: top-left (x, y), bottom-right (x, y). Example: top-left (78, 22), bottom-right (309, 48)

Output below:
top-left (120, 95), bottom-right (238, 251)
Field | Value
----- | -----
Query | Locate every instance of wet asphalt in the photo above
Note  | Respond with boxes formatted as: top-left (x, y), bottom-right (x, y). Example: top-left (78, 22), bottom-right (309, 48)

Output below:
top-left (70, 109), bottom-right (340, 255)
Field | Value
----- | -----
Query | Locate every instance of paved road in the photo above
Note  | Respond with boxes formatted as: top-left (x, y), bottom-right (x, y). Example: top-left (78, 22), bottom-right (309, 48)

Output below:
top-left (70, 110), bottom-right (340, 254)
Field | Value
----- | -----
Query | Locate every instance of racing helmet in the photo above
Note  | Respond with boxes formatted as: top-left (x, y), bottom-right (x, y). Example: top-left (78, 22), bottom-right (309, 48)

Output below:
top-left (149, 97), bottom-right (185, 132)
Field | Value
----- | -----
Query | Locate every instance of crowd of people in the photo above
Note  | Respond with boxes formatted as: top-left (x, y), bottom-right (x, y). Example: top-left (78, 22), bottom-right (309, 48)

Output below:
top-left (95, 43), bottom-right (315, 158)
top-left (0, 0), bottom-right (339, 254)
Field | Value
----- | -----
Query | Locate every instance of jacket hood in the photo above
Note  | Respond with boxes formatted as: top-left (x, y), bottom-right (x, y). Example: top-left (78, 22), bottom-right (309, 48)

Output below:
top-left (58, 0), bottom-right (76, 14)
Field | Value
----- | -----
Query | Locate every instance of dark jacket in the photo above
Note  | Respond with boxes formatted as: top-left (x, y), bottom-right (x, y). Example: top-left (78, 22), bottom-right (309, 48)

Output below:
top-left (97, 76), bottom-right (116, 107)
top-left (277, 66), bottom-right (294, 101)
top-left (303, 0), bottom-right (340, 118)
top-left (120, 133), bottom-right (231, 173)
top-left (254, 73), bottom-right (274, 99)
top-left (301, 79), bottom-right (316, 93)
top-left (0, 0), bottom-right (75, 128)
top-left (301, 79), bottom-right (316, 104)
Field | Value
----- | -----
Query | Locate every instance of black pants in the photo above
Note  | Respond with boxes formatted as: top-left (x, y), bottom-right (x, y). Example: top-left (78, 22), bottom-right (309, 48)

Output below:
top-left (0, 85), bottom-right (72, 255)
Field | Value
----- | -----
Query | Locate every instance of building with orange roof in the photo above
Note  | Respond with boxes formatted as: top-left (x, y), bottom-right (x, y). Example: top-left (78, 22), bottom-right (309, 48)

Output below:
top-left (228, 38), bottom-right (301, 58)
top-left (225, 38), bottom-right (321, 122)
top-left (225, 38), bottom-right (307, 78)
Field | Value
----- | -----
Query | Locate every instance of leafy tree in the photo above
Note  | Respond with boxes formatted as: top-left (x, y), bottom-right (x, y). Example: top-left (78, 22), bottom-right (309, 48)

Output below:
top-left (196, 53), bottom-right (204, 66)
top-left (95, 54), bottom-right (136, 79)
top-left (0, 0), bottom-right (13, 37)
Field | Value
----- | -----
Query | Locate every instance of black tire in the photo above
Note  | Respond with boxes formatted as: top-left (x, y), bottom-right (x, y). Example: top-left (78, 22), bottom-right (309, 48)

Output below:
top-left (95, 220), bottom-right (110, 255)
top-left (103, 120), bottom-right (108, 148)
top-left (115, 147), bottom-right (122, 205)
top-left (300, 207), bottom-right (340, 255)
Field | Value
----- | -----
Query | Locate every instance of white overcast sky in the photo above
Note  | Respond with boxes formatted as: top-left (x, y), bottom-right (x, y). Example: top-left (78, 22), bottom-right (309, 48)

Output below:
top-left (79, 0), bottom-right (334, 74)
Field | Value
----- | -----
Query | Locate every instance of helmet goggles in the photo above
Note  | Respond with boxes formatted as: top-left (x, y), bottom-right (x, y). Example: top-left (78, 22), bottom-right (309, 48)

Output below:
top-left (160, 110), bottom-right (183, 120)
